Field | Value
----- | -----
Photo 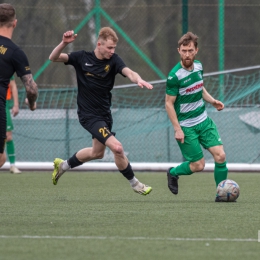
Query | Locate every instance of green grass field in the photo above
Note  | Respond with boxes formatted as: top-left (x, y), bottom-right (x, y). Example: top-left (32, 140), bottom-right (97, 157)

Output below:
top-left (0, 171), bottom-right (259, 260)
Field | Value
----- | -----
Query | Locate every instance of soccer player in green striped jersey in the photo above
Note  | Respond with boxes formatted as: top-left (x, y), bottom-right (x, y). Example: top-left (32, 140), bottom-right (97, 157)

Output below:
top-left (165, 32), bottom-right (228, 202)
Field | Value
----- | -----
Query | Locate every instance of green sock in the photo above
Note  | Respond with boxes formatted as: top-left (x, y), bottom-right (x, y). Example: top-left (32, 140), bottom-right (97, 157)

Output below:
top-left (6, 140), bottom-right (15, 164)
top-left (170, 161), bottom-right (193, 176)
top-left (214, 161), bottom-right (228, 187)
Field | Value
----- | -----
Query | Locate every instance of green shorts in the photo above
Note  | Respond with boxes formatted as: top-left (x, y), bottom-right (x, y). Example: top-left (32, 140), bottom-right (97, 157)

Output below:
top-left (6, 100), bottom-right (14, 132)
top-left (177, 117), bottom-right (223, 162)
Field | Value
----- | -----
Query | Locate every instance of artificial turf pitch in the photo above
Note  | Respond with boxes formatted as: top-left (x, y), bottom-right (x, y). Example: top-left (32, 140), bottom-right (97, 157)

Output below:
top-left (0, 171), bottom-right (259, 260)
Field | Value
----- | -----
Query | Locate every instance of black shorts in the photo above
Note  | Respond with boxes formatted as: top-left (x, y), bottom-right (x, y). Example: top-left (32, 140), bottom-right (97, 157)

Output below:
top-left (0, 138), bottom-right (5, 153)
top-left (0, 101), bottom-right (6, 153)
top-left (79, 114), bottom-right (115, 145)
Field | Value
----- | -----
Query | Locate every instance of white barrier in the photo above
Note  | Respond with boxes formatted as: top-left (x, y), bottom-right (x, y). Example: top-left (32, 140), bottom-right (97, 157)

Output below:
top-left (1, 162), bottom-right (260, 172)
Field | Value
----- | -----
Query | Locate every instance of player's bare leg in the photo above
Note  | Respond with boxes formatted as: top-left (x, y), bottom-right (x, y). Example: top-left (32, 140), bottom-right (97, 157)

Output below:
top-left (0, 152), bottom-right (6, 168)
top-left (52, 139), bottom-right (106, 185)
top-left (105, 135), bottom-right (152, 195)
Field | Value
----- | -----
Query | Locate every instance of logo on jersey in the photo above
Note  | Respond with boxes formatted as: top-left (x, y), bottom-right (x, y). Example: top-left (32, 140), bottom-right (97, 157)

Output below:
top-left (0, 45), bottom-right (7, 55)
top-left (25, 66), bottom-right (30, 71)
top-left (85, 63), bottom-right (93, 66)
top-left (104, 65), bottom-right (110, 72)
top-left (198, 72), bottom-right (202, 79)
top-left (186, 83), bottom-right (203, 93)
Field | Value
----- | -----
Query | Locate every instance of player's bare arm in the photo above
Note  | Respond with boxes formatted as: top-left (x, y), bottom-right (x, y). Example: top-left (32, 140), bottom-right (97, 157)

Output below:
top-left (9, 80), bottom-right (19, 116)
top-left (165, 94), bottom-right (184, 143)
top-left (202, 87), bottom-right (224, 111)
top-left (49, 30), bottom-right (78, 62)
top-left (122, 67), bottom-right (153, 89)
top-left (21, 74), bottom-right (38, 111)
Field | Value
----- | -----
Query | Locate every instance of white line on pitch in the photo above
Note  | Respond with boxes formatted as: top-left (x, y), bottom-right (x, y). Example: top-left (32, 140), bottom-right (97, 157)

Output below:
top-left (0, 235), bottom-right (257, 242)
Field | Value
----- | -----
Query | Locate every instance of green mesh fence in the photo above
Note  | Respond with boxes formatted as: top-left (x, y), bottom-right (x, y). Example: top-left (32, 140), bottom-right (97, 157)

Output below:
top-left (13, 67), bottom-right (260, 163)
top-left (8, 0), bottom-right (260, 85)
top-left (4, 0), bottom-right (260, 165)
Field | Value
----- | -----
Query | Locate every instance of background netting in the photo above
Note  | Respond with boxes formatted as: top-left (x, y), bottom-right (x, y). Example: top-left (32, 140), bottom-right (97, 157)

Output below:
top-left (4, 0), bottom-right (260, 164)
top-left (15, 67), bottom-right (260, 163)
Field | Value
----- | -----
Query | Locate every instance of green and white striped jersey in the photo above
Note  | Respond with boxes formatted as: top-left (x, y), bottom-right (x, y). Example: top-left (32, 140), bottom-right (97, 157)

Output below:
top-left (166, 60), bottom-right (207, 127)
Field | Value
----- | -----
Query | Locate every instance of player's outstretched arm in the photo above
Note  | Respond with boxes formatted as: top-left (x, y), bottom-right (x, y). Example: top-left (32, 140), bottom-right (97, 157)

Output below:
top-left (9, 79), bottom-right (19, 116)
top-left (49, 30), bottom-right (77, 62)
top-left (21, 74), bottom-right (38, 111)
top-left (165, 94), bottom-right (184, 143)
top-left (202, 87), bottom-right (224, 111)
top-left (122, 67), bottom-right (153, 89)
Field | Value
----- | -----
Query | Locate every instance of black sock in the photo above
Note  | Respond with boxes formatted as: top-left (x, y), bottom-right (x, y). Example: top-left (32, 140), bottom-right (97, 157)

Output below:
top-left (120, 163), bottom-right (134, 180)
top-left (68, 153), bottom-right (83, 169)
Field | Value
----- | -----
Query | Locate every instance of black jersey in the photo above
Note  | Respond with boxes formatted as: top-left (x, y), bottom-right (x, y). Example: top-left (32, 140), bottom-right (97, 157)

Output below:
top-left (0, 35), bottom-right (31, 101)
top-left (65, 50), bottom-right (126, 117)
top-left (0, 35), bottom-right (31, 145)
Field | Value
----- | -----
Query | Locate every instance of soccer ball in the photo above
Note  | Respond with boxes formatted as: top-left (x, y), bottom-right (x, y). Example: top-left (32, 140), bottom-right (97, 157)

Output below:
top-left (216, 179), bottom-right (240, 202)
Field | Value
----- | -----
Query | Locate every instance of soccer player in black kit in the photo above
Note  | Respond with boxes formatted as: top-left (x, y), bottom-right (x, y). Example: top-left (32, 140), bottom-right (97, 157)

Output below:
top-left (49, 28), bottom-right (153, 195)
top-left (0, 3), bottom-right (38, 168)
